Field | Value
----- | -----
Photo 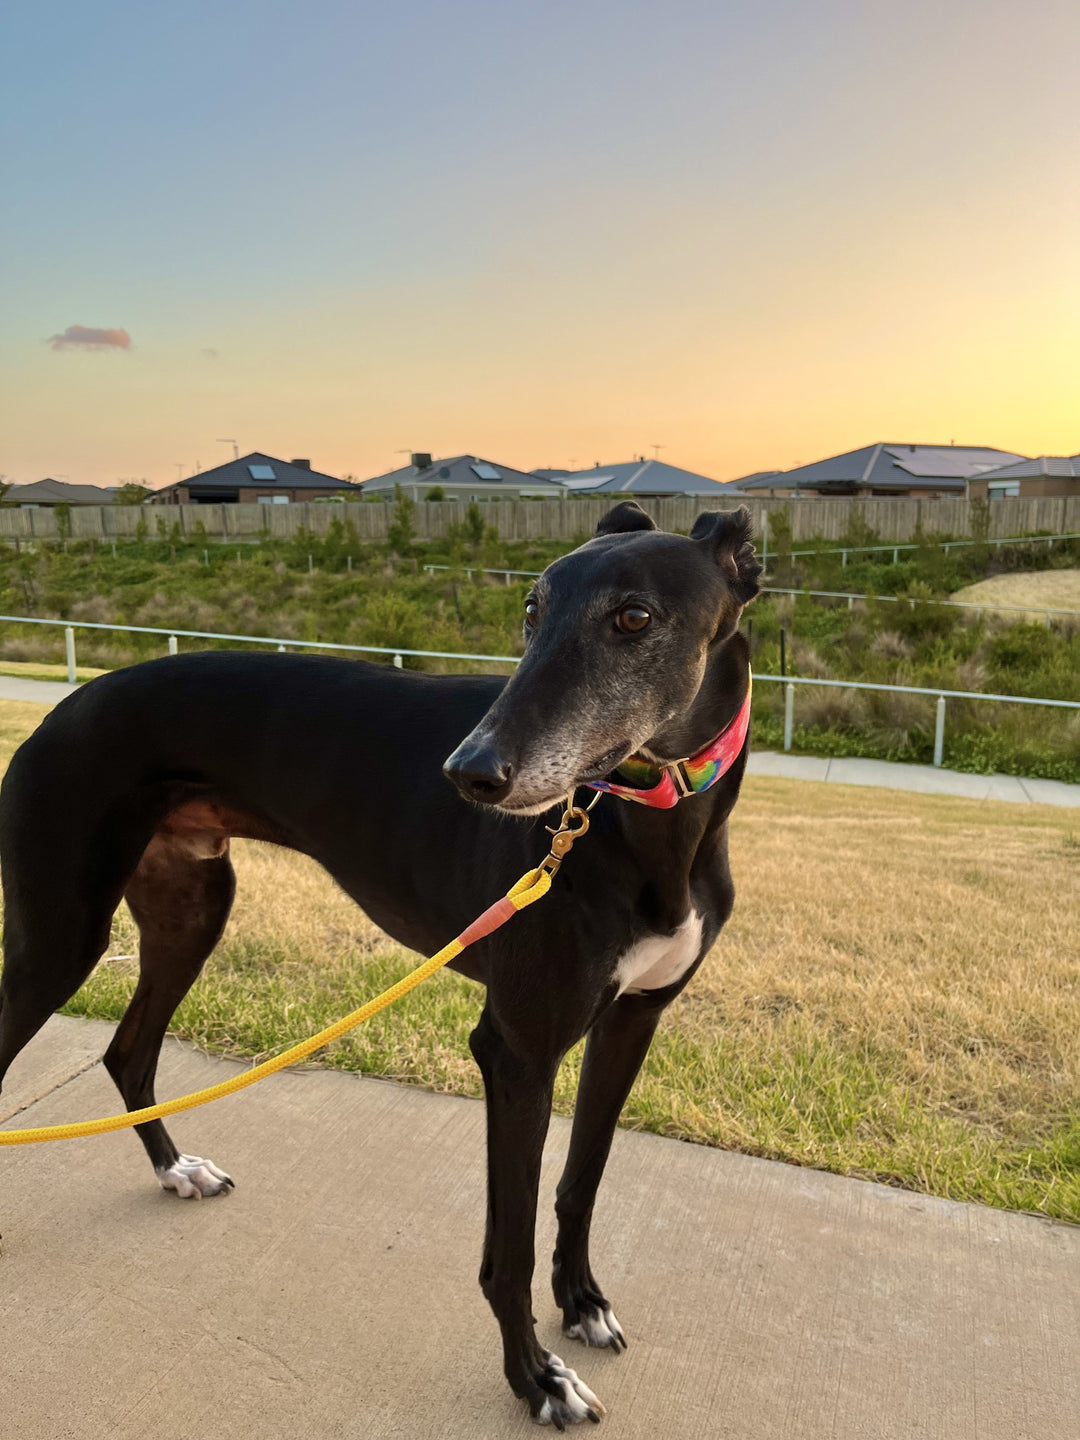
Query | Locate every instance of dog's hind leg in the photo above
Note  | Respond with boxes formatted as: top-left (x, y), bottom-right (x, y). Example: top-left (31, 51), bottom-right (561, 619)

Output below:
top-left (0, 893), bottom-right (116, 1097)
top-left (552, 993), bottom-right (665, 1354)
top-left (103, 840), bottom-right (236, 1198)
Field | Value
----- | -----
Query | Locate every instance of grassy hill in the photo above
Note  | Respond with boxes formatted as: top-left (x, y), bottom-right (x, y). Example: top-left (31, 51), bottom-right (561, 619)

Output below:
top-left (0, 519), bottom-right (1077, 780)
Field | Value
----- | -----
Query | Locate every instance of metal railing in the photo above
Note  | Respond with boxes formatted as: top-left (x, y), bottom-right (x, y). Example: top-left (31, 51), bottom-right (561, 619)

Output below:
top-left (424, 530), bottom-right (1080, 580)
top-left (422, 565), bottom-right (1079, 627)
top-left (423, 564), bottom-right (537, 583)
top-left (761, 586), bottom-right (1079, 627)
top-left (753, 673), bottom-right (1080, 766)
top-left (780, 532), bottom-right (1080, 567)
top-left (0, 613), bottom-right (521, 682)
top-left (1, 612), bottom-right (1077, 772)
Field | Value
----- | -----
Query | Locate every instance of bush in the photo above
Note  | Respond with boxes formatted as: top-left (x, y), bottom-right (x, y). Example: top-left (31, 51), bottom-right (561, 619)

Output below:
top-left (387, 486), bottom-right (416, 555)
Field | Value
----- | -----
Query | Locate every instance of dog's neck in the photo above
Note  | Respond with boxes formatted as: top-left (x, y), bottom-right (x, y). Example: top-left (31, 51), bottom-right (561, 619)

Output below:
top-left (643, 630), bottom-right (751, 764)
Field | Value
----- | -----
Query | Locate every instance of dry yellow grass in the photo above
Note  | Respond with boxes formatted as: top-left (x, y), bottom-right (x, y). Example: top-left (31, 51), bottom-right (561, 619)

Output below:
top-left (0, 661), bottom-right (108, 683)
top-left (1, 699), bottom-right (1077, 1218)
top-left (952, 568), bottom-right (1080, 617)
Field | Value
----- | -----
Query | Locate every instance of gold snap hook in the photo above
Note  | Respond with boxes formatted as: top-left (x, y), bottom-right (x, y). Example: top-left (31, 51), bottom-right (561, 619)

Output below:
top-left (540, 797), bottom-right (594, 876)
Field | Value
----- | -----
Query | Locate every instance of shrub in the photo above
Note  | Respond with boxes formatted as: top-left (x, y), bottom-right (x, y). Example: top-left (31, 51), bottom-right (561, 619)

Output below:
top-left (870, 630), bottom-right (913, 661)
top-left (798, 686), bottom-right (866, 732)
top-left (387, 486), bottom-right (416, 555)
top-left (465, 502), bottom-right (485, 547)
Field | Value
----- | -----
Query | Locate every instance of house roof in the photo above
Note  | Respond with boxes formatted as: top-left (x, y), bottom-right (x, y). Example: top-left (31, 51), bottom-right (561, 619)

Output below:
top-left (976, 454), bottom-right (1080, 480)
top-left (360, 455), bottom-right (564, 495)
top-left (6, 478), bottom-right (117, 505)
top-left (724, 470), bottom-right (782, 491)
top-left (532, 459), bottom-right (728, 496)
top-left (736, 443), bottom-right (1029, 494)
top-left (156, 453), bottom-right (358, 495)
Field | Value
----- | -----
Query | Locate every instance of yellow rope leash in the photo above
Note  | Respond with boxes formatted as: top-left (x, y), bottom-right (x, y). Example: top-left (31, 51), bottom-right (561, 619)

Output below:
top-left (0, 801), bottom-right (594, 1148)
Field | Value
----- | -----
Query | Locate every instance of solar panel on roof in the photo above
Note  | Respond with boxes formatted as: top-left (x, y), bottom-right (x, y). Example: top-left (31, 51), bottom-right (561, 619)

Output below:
top-left (248, 464), bottom-right (275, 480)
top-left (471, 462), bottom-right (501, 481)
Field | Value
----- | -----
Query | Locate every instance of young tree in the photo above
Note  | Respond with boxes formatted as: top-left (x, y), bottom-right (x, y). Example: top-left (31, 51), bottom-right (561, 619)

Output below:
top-left (113, 482), bottom-right (153, 505)
top-left (387, 484), bottom-right (416, 554)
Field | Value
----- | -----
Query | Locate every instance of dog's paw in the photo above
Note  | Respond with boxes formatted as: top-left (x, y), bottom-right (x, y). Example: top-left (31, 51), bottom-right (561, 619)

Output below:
top-left (531, 1353), bottom-right (605, 1427)
top-left (564, 1301), bottom-right (626, 1353)
top-left (156, 1154), bottom-right (234, 1199)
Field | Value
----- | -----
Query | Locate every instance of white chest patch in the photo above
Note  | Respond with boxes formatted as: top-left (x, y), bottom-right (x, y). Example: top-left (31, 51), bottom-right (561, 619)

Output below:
top-left (614, 911), bottom-right (704, 997)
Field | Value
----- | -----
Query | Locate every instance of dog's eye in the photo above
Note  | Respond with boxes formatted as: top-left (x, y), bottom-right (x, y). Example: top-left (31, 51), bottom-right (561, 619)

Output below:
top-left (615, 606), bottom-right (651, 634)
top-left (524, 600), bottom-right (540, 629)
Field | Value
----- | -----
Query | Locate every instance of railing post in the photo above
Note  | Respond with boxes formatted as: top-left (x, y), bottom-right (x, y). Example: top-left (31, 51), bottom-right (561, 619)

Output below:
top-left (893, 547), bottom-right (899, 563)
top-left (167, 634), bottom-right (178, 656)
top-left (933, 696), bottom-right (946, 767)
top-left (783, 683), bottom-right (795, 752)
top-left (841, 550), bottom-right (848, 567)
top-left (64, 626), bottom-right (77, 684)
top-left (393, 653), bottom-right (403, 669)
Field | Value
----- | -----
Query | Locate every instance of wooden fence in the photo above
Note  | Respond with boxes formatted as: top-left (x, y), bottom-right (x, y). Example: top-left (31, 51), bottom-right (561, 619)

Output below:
top-left (0, 494), bottom-right (1076, 545)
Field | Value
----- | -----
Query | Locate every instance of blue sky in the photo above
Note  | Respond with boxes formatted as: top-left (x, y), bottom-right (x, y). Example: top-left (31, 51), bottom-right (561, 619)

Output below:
top-left (3, 0), bottom-right (1078, 486)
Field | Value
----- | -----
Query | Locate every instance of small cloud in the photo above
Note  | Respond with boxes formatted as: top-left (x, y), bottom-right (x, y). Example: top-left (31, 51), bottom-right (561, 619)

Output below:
top-left (201, 347), bottom-right (220, 359)
top-left (47, 325), bottom-right (132, 352)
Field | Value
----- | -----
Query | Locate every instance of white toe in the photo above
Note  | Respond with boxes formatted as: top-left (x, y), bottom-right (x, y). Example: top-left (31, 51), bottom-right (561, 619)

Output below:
top-left (533, 1354), bottom-right (605, 1425)
top-left (157, 1154), bottom-right (233, 1198)
top-left (565, 1304), bottom-right (626, 1351)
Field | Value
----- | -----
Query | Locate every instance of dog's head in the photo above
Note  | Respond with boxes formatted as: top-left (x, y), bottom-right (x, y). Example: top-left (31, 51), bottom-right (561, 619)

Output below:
top-left (443, 502), bottom-right (761, 814)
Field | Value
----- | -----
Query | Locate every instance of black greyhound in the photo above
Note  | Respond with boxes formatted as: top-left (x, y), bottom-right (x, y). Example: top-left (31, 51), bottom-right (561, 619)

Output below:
top-left (0, 501), bottom-right (760, 1428)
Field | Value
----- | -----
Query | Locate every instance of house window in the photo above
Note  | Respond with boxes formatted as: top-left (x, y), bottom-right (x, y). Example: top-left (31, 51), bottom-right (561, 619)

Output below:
top-left (988, 481), bottom-right (1020, 498)
top-left (258, 494), bottom-right (290, 505)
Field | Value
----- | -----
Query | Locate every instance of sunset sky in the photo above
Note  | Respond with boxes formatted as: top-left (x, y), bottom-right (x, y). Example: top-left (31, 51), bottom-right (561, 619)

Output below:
top-left (3, 0), bottom-right (1078, 489)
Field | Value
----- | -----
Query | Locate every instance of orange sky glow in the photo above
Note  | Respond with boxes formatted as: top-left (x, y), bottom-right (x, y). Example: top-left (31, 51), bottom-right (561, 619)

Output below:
top-left (4, 1), bottom-right (1078, 488)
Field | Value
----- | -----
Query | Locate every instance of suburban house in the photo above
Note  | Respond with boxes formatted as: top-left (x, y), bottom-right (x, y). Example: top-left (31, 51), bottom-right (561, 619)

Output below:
top-left (5, 478), bottom-right (116, 507)
top-left (151, 453), bottom-right (361, 505)
top-left (967, 454), bottom-right (1080, 500)
top-left (736, 443), bottom-right (1028, 498)
top-left (532, 458), bottom-right (730, 496)
top-left (360, 453), bottom-right (565, 502)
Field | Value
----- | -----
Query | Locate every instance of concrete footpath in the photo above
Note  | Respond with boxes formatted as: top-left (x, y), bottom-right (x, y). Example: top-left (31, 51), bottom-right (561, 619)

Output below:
top-left (0, 673), bottom-right (83, 705)
top-left (2, 1016), bottom-right (1077, 1439)
top-left (746, 750), bottom-right (1080, 807)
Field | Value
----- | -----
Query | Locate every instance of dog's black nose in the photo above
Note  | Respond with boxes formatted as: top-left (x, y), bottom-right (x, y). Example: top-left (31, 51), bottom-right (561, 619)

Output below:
top-left (443, 740), bottom-right (514, 805)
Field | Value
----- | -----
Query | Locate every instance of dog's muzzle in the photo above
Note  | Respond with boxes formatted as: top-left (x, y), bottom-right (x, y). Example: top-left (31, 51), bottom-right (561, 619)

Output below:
top-left (443, 736), bottom-right (515, 806)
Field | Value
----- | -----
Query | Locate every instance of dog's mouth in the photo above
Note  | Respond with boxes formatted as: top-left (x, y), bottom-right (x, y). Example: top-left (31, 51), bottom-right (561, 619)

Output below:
top-left (575, 741), bottom-right (634, 783)
top-left (494, 740), bottom-right (633, 816)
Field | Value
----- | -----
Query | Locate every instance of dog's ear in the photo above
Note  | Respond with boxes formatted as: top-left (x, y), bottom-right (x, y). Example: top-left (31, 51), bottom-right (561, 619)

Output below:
top-left (690, 506), bottom-right (762, 604)
top-left (595, 501), bottom-right (658, 537)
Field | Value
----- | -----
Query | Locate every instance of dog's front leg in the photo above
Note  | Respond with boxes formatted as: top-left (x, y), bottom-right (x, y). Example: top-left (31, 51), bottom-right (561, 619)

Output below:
top-left (553, 993), bottom-right (665, 1353)
top-left (470, 1006), bottom-right (605, 1427)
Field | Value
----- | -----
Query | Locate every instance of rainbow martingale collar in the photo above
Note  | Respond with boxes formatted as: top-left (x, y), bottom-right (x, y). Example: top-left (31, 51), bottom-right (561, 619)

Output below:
top-left (586, 673), bottom-right (752, 810)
